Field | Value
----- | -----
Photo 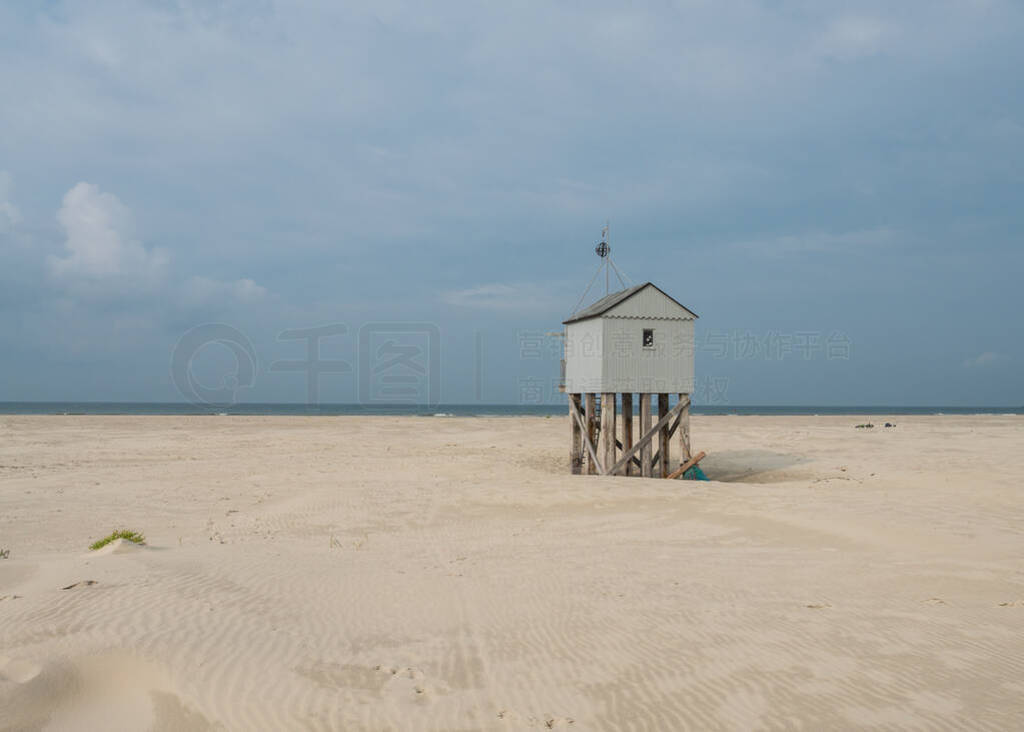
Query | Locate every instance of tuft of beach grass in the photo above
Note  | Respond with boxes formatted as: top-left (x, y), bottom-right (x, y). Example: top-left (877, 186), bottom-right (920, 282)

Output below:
top-left (89, 529), bottom-right (146, 551)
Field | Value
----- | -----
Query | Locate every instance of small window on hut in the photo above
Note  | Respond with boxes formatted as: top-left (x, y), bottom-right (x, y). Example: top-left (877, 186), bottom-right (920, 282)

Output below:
top-left (642, 328), bottom-right (655, 348)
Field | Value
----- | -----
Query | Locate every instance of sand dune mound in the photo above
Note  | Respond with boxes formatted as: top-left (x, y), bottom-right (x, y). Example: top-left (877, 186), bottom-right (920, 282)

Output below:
top-left (0, 652), bottom-right (211, 732)
top-left (90, 537), bottom-right (147, 556)
top-left (0, 655), bottom-right (43, 684)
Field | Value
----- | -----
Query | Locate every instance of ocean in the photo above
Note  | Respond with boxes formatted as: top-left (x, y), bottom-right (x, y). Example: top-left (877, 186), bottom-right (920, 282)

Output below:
top-left (0, 402), bottom-right (1019, 416)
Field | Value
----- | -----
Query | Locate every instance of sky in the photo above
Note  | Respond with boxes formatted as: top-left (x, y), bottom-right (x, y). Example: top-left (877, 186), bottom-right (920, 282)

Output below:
top-left (1, 0), bottom-right (1021, 407)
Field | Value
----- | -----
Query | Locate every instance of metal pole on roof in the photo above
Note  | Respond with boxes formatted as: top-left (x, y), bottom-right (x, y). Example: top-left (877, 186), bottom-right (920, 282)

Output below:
top-left (604, 222), bottom-right (609, 295)
top-left (595, 222), bottom-right (610, 296)
top-left (608, 255), bottom-right (629, 289)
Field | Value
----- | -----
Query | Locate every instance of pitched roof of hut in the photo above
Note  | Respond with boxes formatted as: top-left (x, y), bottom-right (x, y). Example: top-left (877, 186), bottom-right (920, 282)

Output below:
top-left (563, 282), bottom-right (698, 324)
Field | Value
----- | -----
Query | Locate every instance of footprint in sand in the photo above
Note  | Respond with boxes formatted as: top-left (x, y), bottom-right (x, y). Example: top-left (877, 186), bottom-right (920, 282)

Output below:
top-left (373, 665), bottom-right (442, 702)
top-left (496, 710), bottom-right (575, 728)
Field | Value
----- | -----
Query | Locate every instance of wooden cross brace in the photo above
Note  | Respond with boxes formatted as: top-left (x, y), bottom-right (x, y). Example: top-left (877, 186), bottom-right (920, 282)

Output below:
top-left (617, 409), bottom-right (683, 471)
top-left (609, 396), bottom-right (688, 476)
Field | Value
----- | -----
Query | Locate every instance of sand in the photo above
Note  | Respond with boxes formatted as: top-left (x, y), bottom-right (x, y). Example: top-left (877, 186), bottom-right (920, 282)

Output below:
top-left (1, 413), bottom-right (1023, 730)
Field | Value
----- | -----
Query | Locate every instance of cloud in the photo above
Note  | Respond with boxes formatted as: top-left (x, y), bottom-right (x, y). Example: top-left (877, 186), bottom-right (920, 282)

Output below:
top-left (733, 228), bottom-right (899, 257)
top-left (48, 182), bottom-right (169, 291)
top-left (181, 276), bottom-right (267, 307)
top-left (44, 182), bottom-right (266, 310)
top-left (814, 16), bottom-right (893, 60)
top-left (441, 282), bottom-right (566, 313)
top-left (0, 171), bottom-right (21, 233)
top-left (963, 351), bottom-right (1006, 368)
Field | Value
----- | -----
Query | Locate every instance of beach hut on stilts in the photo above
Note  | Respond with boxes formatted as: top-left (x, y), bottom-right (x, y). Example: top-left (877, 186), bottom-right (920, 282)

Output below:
top-left (560, 226), bottom-right (707, 479)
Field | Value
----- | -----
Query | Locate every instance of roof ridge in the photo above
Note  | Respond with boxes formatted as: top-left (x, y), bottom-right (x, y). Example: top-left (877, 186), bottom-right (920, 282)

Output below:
top-left (562, 282), bottom-right (698, 324)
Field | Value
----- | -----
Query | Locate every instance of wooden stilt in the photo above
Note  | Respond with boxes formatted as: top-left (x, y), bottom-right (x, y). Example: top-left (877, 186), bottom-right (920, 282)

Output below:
top-left (658, 394), bottom-right (670, 478)
top-left (678, 393), bottom-right (691, 463)
top-left (569, 393), bottom-right (583, 474)
top-left (584, 393), bottom-right (597, 475)
top-left (569, 395), bottom-right (604, 474)
top-left (621, 393), bottom-right (634, 476)
top-left (601, 393), bottom-right (616, 474)
top-left (640, 393), bottom-right (652, 478)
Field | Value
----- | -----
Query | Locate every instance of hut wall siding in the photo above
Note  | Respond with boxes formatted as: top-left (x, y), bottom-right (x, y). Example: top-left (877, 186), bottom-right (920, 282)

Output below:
top-left (563, 318), bottom-right (694, 394)
top-left (562, 318), bottom-right (604, 394)
top-left (602, 318), bottom-right (694, 394)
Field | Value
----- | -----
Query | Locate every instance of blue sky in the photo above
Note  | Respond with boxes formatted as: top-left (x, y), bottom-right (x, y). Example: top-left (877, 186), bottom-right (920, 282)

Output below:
top-left (1, 0), bottom-right (1021, 406)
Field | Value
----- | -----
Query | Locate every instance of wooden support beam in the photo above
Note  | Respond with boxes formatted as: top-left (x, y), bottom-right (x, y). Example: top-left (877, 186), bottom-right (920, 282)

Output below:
top-left (639, 393), bottom-right (652, 477)
top-left (627, 407), bottom-right (679, 473)
top-left (570, 394), bottom-right (604, 475)
top-left (678, 393), bottom-right (691, 463)
top-left (621, 393), bottom-right (633, 476)
top-left (609, 396), bottom-right (687, 477)
top-left (666, 450), bottom-right (706, 480)
top-left (642, 407), bottom-right (681, 471)
top-left (642, 413), bottom-right (684, 471)
top-left (569, 393), bottom-right (583, 474)
top-left (584, 393), bottom-right (597, 475)
top-left (654, 399), bottom-right (685, 473)
top-left (658, 394), bottom-right (670, 478)
top-left (601, 393), bottom-right (616, 475)
top-left (665, 410), bottom-right (683, 441)
top-left (615, 439), bottom-right (643, 469)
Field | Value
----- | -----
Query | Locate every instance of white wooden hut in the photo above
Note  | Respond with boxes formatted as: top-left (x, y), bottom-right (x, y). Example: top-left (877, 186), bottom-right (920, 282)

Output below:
top-left (562, 282), bottom-right (698, 478)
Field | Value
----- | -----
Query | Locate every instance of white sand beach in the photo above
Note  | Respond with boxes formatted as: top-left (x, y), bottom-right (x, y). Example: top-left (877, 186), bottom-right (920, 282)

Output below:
top-left (1, 414), bottom-right (1023, 730)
